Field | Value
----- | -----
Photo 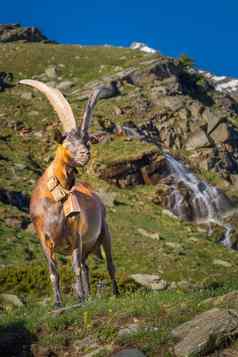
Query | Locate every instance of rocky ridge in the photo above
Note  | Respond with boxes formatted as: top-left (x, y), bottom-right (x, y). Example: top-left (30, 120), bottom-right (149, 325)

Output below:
top-left (0, 23), bottom-right (52, 43)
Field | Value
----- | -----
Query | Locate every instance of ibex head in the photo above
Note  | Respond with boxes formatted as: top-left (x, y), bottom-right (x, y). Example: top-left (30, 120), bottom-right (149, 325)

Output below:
top-left (20, 80), bottom-right (102, 167)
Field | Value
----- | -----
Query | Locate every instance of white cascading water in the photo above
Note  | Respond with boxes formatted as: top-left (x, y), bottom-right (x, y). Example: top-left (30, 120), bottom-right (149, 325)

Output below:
top-left (165, 154), bottom-right (234, 247)
top-left (121, 122), bottom-right (236, 248)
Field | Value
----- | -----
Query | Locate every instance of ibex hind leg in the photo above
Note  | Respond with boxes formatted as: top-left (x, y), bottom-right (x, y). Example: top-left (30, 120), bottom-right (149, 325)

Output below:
top-left (41, 237), bottom-right (63, 308)
top-left (101, 221), bottom-right (119, 296)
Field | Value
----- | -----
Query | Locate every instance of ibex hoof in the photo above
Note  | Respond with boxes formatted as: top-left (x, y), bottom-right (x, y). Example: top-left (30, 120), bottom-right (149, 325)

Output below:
top-left (54, 302), bottom-right (64, 309)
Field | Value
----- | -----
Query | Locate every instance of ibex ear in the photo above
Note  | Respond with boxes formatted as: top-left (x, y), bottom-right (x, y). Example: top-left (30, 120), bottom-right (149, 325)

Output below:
top-left (54, 129), bottom-right (65, 143)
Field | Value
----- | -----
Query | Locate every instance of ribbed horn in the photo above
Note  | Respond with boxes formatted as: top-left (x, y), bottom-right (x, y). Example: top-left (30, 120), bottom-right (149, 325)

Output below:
top-left (19, 79), bottom-right (77, 133)
top-left (80, 87), bottom-right (103, 138)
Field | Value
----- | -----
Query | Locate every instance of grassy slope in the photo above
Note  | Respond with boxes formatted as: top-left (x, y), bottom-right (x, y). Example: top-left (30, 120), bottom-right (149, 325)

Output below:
top-left (1, 43), bottom-right (238, 356)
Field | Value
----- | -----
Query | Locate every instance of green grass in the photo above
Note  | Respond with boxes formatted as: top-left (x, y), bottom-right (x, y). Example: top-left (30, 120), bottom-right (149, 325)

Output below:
top-left (1, 42), bottom-right (238, 355)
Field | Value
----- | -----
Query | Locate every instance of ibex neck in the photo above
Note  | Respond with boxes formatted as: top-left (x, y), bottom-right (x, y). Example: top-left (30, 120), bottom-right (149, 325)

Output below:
top-left (51, 145), bottom-right (75, 190)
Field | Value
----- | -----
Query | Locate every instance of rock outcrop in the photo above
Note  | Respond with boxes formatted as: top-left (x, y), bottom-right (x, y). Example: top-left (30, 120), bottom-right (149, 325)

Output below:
top-left (0, 24), bottom-right (53, 43)
top-left (172, 308), bottom-right (238, 356)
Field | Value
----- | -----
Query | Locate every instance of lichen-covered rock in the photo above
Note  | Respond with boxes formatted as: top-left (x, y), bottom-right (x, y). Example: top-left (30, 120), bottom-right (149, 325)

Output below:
top-left (130, 273), bottom-right (168, 290)
top-left (172, 308), bottom-right (238, 356)
top-left (210, 122), bottom-right (230, 143)
top-left (185, 128), bottom-right (210, 150)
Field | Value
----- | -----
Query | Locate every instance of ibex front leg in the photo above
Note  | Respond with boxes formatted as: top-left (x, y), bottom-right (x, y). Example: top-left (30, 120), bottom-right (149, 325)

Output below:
top-left (41, 236), bottom-right (63, 307)
top-left (72, 240), bottom-right (90, 302)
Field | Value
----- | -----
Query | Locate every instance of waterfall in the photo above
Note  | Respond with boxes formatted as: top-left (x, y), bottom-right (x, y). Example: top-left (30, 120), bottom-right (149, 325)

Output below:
top-left (218, 224), bottom-right (234, 249)
top-left (164, 154), bottom-right (233, 224)
top-left (121, 121), bottom-right (237, 248)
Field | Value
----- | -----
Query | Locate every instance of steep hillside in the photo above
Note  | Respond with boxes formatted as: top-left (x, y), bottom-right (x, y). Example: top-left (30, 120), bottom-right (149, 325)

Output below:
top-left (1, 42), bottom-right (238, 356)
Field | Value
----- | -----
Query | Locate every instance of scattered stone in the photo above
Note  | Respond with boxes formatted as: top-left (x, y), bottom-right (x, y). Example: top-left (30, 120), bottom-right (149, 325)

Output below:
top-left (230, 175), bottom-right (238, 190)
top-left (34, 131), bottom-right (43, 138)
top-left (188, 237), bottom-right (199, 243)
top-left (56, 80), bottom-right (74, 92)
top-left (176, 280), bottom-right (192, 291)
top-left (73, 335), bottom-right (112, 356)
top-left (130, 274), bottom-right (168, 290)
top-left (170, 281), bottom-right (178, 290)
top-left (20, 91), bottom-right (33, 100)
top-left (45, 65), bottom-right (59, 79)
top-left (212, 259), bottom-right (232, 268)
top-left (14, 163), bottom-right (26, 170)
top-left (165, 241), bottom-right (182, 249)
top-left (137, 228), bottom-right (160, 240)
top-left (112, 348), bottom-right (146, 357)
top-left (118, 323), bottom-right (140, 338)
top-left (114, 105), bottom-right (122, 116)
top-left (172, 308), bottom-right (238, 357)
top-left (0, 293), bottom-right (24, 307)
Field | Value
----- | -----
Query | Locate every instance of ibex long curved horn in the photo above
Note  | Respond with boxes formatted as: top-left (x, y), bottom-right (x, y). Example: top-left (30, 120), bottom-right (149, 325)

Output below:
top-left (19, 79), bottom-right (77, 133)
top-left (79, 87), bottom-right (103, 138)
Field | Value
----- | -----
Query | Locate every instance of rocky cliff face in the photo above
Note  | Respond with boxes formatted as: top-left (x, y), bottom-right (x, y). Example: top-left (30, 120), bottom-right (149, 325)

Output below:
top-left (0, 24), bottom-right (53, 43)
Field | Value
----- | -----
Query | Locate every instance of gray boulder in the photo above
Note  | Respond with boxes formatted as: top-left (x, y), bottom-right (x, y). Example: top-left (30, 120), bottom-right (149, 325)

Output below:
top-left (56, 80), bottom-right (74, 92)
top-left (210, 122), bottom-right (229, 143)
top-left (130, 273), bottom-right (168, 290)
top-left (185, 128), bottom-right (210, 150)
top-left (172, 308), bottom-right (238, 356)
top-left (203, 108), bottom-right (224, 133)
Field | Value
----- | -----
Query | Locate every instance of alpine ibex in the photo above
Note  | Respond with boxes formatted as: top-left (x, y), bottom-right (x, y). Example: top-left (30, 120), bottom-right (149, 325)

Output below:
top-left (20, 80), bottom-right (119, 306)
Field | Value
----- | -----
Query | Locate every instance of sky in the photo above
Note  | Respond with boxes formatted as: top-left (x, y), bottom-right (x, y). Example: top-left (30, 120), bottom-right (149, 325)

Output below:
top-left (1, 0), bottom-right (238, 77)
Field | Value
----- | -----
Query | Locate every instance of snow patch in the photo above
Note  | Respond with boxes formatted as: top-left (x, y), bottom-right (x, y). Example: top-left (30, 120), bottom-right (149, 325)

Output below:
top-left (199, 70), bottom-right (238, 94)
top-left (216, 79), bottom-right (238, 92)
top-left (130, 42), bottom-right (157, 54)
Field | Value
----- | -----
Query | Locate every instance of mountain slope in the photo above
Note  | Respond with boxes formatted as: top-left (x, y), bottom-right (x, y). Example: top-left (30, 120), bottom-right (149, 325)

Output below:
top-left (1, 42), bottom-right (238, 356)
